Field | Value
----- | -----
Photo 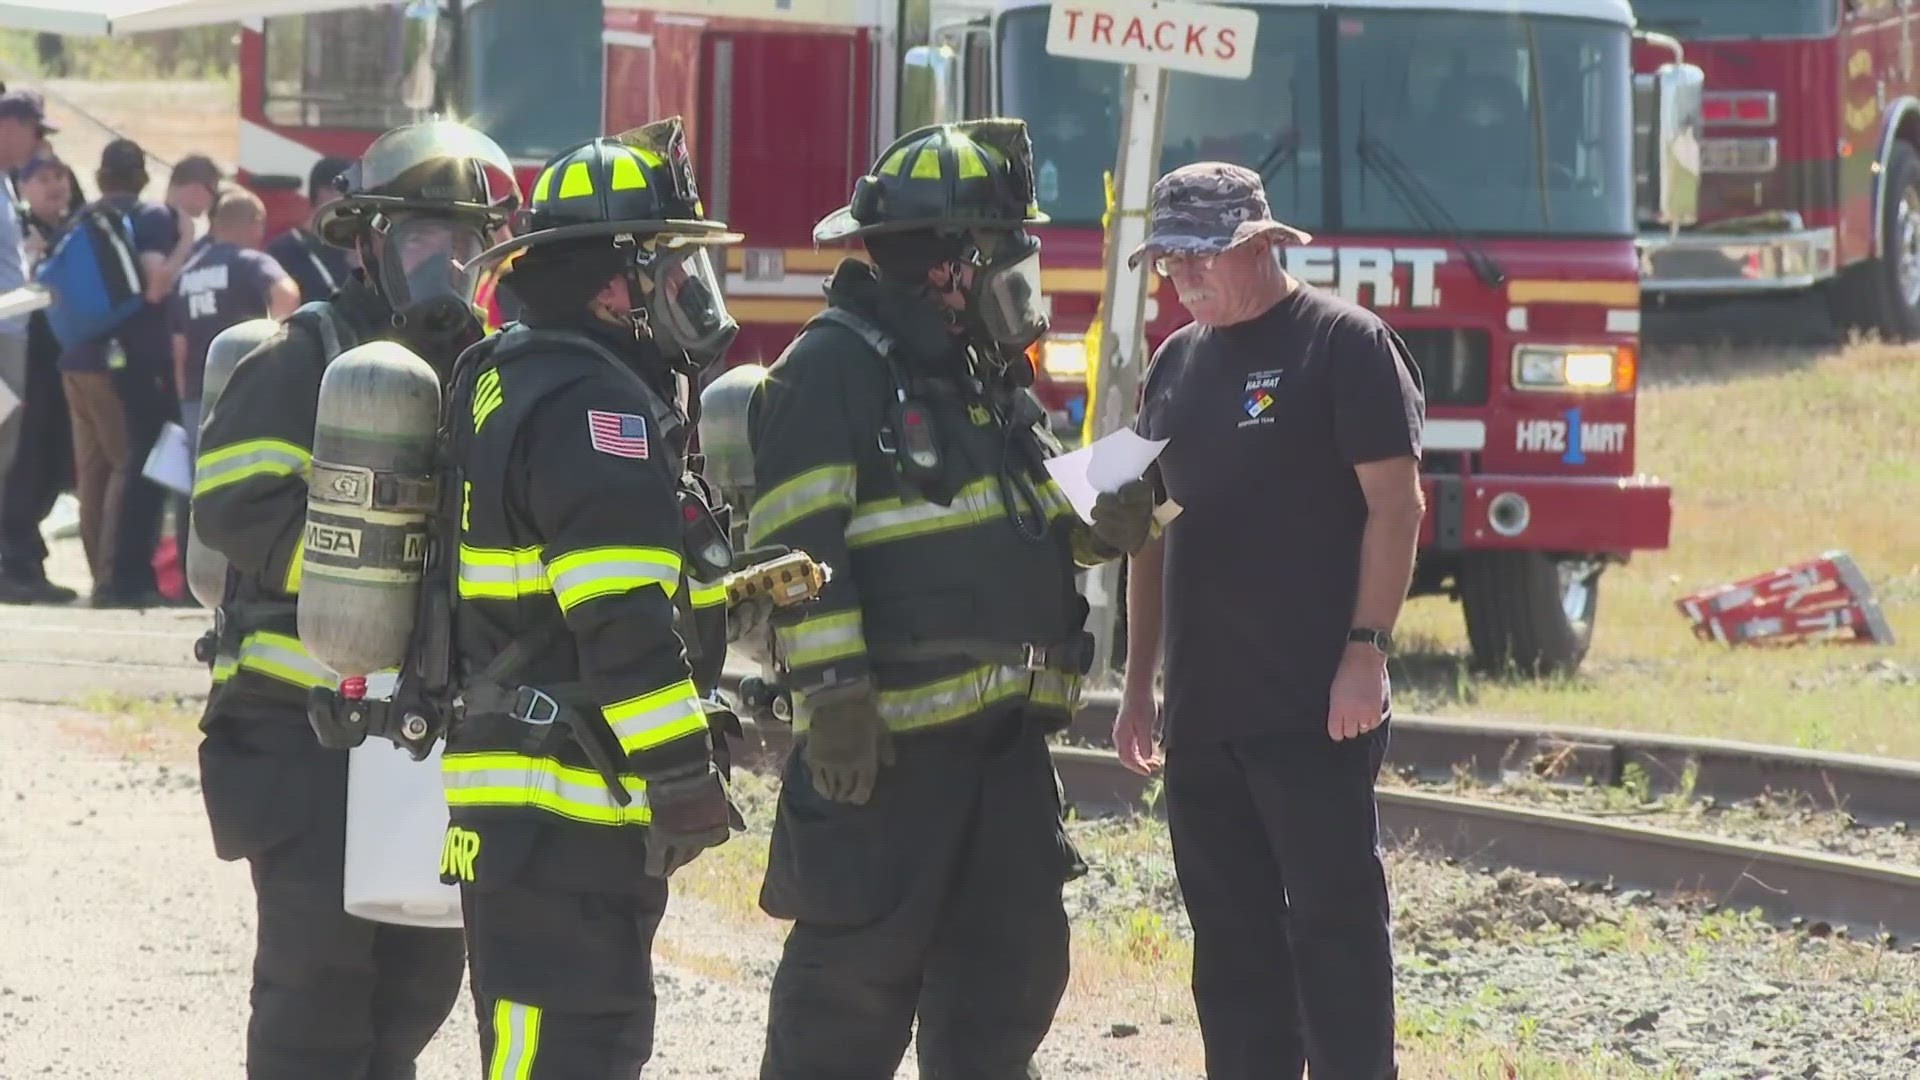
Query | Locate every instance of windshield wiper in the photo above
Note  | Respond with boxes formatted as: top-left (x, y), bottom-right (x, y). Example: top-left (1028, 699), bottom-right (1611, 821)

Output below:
top-left (1355, 131), bottom-right (1506, 289)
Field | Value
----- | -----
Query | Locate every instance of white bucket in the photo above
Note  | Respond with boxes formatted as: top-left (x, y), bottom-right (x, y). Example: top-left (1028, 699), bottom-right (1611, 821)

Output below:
top-left (342, 735), bottom-right (465, 928)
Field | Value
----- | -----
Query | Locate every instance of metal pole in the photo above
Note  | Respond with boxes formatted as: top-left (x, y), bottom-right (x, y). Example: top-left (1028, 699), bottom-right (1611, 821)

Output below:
top-left (1083, 61), bottom-right (1167, 686)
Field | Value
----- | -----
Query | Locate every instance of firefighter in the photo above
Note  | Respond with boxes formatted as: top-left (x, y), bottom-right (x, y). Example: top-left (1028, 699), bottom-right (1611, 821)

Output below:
top-left (732, 119), bottom-right (1160, 1078)
top-left (437, 117), bottom-right (743, 1077)
top-left (190, 119), bottom-right (518, 1079)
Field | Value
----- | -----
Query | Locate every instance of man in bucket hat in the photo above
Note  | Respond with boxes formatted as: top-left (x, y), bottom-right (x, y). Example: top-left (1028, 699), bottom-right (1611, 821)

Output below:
top-left (1114, 161), bottom-right (1426, 1080)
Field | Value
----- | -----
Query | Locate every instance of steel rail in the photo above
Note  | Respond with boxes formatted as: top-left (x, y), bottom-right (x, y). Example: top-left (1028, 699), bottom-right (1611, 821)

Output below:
top-left (715, 668), bottom-right (1920, 824)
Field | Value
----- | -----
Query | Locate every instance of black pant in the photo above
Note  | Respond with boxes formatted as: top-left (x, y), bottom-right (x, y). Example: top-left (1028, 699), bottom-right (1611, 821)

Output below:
top-left (759, 712), bottom-right (1084, 1080)
top-left (106, 360), bottom-right (171, 595)
top-left (0, 314), bottom-right (71, 575)
top-left (1164, 725), bottom-right (1397, 1080)
top-left (459, 872), bottom-right (670, 1078)
top-left (199, 697), bottom-right (467, 1079)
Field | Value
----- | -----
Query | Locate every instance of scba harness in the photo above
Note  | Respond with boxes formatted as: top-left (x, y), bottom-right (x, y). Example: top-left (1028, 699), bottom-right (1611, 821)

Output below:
top-left (305, 325), bottom-right (743, 800)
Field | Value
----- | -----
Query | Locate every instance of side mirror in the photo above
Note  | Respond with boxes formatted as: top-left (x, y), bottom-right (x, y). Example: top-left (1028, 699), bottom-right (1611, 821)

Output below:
top-left (903, 44), bottom-right (958, 130)
top-left (1633, 61), bottom-right (1703, 230)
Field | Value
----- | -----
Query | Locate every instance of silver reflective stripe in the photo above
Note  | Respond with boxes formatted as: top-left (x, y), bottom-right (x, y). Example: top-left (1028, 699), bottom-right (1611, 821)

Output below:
top-left (607, 690), bottom-right (704, 750)
top-left (193, 442), bottom-right (309, 492)
top-left (487, 1000), bottom-right (541, 1080)
top-left (237, 632), bottom-right (336, 689)
top-left (774, 610), bottom-right (865, 667)
top-left (442, 753), bottom-right (650, 826)
top-left (749, 464), bottom-right (857, 542)
top-left (795, 663), bottom-right (1066, 734)
top-left (845, 478), bottom-right (1001, 548)
top-left (546, 552), bottom-right (679, 609)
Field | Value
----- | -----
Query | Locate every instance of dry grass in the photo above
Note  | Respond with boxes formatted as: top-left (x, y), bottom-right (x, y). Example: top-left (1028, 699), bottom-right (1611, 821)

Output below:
top-left (1396, 337), bottom-right (1920, 757)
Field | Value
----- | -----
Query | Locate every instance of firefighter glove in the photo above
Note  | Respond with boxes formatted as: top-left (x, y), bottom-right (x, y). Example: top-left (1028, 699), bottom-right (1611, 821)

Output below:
top-left (726, 594), bottom-right (778, 665)
top-left (1090, 477), bottom-right (1158, 555)
top-left (642, 765), bottom-right (736, 878)
top-left (801, 680), bottom-right (895, 805)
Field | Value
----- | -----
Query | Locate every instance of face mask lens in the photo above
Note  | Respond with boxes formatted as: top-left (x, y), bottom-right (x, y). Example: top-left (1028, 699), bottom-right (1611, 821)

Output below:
top-left (974, 246), bottom-right (1047, 348)
top-left (381, 214), bottom-right (488, 310)
top-left (652, 247), bottom-right (736, 346)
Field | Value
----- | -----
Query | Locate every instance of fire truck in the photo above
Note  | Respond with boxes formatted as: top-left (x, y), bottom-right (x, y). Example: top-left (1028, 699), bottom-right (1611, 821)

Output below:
top-left (36, 0), bottom-right (1694, 673)
top-left (1632, 0), bottom-right (1920, 340)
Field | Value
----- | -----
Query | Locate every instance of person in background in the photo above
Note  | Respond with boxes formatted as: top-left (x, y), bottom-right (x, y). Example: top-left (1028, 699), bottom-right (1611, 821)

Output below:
top-left (61, 138), bottom-right (196, 608)
top-left (0, 90), bottom-right (57, 602)
top-left (266, 155), bottom-right (352, 304)
top-left (0, 148), bottom-right (77, 603)
top-left (1116, 162), bottom-right (1425, 1080)
top-left (167, 154), bottom-right (223, 242)
top-left (167, 186), bottom-right (297, 570)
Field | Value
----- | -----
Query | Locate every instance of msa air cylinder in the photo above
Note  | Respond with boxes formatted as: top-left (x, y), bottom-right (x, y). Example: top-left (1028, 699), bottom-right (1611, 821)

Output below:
top-left (297, 341), bottom-right (441, 678)
top-left (697, 362), bottom-right (768, 521)
top-left (187, 318), bottom-right (282, 609)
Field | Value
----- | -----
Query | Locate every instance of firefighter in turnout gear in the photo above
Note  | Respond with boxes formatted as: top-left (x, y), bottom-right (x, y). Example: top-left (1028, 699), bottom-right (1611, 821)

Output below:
top-left (439, 117), bottom-right (745, 1078)
top-left (736, 119), bottom-right (1161, 1078)
top-left (190, 120), bottom-right (519, 1078)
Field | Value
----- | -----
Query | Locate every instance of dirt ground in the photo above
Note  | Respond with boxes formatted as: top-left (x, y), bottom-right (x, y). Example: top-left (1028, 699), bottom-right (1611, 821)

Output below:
top-left (0, 534), bottom-right (1195, 1078)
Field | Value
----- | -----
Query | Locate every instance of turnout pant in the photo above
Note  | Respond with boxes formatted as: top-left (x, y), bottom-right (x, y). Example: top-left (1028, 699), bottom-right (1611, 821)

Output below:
top-left (1163, 724), bottom-right (1397, 1080)
top-left (198, 696), bottom-right (466, 1079)
top-left (459, 869), bottom-right (670, 1079)
top-left (759, 710), bottom-right (1084, 1080)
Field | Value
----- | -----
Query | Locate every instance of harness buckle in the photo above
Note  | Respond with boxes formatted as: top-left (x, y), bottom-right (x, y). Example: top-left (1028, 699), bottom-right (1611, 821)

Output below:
top-left (1019, 643), bottom-right (1051, 672)
top-left (509, 686), bottom-right (560, 726)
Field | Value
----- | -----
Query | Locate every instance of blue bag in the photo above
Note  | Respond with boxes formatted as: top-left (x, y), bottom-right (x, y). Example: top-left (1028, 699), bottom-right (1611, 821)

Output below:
top-left (35, 202), bottom-right (145, 350)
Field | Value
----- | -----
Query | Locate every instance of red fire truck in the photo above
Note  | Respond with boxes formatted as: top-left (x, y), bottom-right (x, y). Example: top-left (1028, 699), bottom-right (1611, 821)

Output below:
top-left (1632, 0), bottom-right (1920, 339)
top-left (39, 0), bottom-right (1692, 672)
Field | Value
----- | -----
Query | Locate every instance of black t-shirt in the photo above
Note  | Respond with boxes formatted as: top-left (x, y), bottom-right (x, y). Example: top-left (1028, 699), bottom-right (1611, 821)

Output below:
top-left (1134, 283), bottom-right (1425, 743)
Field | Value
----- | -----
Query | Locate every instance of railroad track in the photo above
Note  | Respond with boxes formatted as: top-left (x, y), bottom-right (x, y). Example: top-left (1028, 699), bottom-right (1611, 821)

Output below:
top-left (716, 669), bottom-right (1920, 944)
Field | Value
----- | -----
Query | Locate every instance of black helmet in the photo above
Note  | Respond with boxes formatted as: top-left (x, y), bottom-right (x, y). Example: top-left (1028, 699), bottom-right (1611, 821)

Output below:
top-left (480, 117), bottom-right (744, 374)
top-left (813, 118), bottom-right (1050, 244)
top-left (469, 115), bottom-right (742, 270)
top-left (313, 119), bottom-right (519, 247)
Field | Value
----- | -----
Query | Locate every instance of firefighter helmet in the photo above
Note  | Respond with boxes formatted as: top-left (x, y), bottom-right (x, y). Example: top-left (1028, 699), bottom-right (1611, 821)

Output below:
top-left (813, 118), bottom-right (1050, 244)
top-left (313, 119), bottom-right (520, 247)
top-left (468, 115), bottom-right (742, 271)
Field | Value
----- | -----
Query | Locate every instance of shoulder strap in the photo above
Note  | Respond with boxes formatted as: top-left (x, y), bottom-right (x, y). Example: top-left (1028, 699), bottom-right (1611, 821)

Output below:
top-left (491, 326), bottom-right (688, 478)
top-left (806, 306), bottom-right (908, 365)
top-left (288, 299), bottom-right (359, 361)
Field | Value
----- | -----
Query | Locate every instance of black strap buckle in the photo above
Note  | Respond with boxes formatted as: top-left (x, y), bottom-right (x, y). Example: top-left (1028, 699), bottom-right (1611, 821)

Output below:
top-left (1019, 643), bottom-right (1053, 672)
top-left (509, 686), bottom-right (560, 726)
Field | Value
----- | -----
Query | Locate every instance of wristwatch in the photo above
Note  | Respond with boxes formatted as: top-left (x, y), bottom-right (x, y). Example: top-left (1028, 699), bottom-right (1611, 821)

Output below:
top-left (1347, 627), bottom-right (1394, 655)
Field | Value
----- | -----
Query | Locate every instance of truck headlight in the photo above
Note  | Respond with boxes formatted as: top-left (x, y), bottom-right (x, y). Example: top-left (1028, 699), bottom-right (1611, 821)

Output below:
top-left (1035, 335), bottom-right (1088, 380)
top-left (1511, 344), bottom-right (1636, 393)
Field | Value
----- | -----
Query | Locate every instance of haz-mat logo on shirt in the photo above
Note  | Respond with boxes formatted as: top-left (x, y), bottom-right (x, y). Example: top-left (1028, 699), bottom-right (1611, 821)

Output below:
top-left (1238, 369), bottom-right (1283, 427)
top-left (1244, 389), bottom-right (1274, 418)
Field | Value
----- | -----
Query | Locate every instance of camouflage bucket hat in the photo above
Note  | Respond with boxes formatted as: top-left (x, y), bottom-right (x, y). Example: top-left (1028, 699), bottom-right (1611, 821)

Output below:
top-left (1126, 162), bottom-right (1312, 271)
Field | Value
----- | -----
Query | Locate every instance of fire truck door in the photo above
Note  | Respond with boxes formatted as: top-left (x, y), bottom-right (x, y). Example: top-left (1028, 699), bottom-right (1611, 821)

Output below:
top-left (697, 30), bottom-right (868, 251)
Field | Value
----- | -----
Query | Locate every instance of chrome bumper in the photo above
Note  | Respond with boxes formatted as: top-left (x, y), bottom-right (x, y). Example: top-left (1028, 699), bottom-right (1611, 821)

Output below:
top-left (1636, 221), bottom-right (1837, 295)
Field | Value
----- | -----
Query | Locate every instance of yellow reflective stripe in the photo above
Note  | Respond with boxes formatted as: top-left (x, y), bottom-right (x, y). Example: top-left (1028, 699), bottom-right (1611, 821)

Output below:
top-left (910, 145), bottom-right (941, 179)
top-left (689, 579), bottom-right (727, 609)
top-left (1031, 670), bottom-right (1081, 712)
top-left (487, 999), bottom-right (541, 1080)
top-left (211, 656), bottom-right (237, 684)
top-left (608, 151), bottom-right (648, 191)
top-left (443, 751), bottom-right (651, 826)
top-left (956, 143), bottom-right (988, 178)
top-left (1037, 479), bottom-right (1075, 521)
top-left (775, 609), bottom-right (866, 669)
top-left (473, 368), bottom-right (504, 433)
top-left (603, 678), bottom-right (706, 756)
top-left (457, 545), bottom-right (549, 600)
top-left (845, 476), bottom-right (1000, 549)
top-left (193, 438), bottom-right (310, 497)
top-left (283, 531), bottom-right (304, 594)
top-left (797, 664), bottom-right (1064, 735)
top-left (545, 546), bottom-right (682, 612)
top-left (530, 166), bottom-right (555, 204)
top-left (879, 146), bottom-right (911, 175)
top-left (748, 464), bottom-right (856, 542)
top-left (236, 631), bottom-right (335, 690)
top-left (557, 160), bottom-right (594, 199)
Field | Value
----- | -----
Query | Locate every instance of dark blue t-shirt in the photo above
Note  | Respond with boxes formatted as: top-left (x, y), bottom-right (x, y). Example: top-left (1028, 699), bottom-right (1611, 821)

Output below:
top-left (57, 195), bottom-right (181, 376)
top-left (1134, 284), bottom-right (1425, 742)
top-left (168, 241), bottom-right (289, 401)
top-left (266, 227), bottom-right (350, 305)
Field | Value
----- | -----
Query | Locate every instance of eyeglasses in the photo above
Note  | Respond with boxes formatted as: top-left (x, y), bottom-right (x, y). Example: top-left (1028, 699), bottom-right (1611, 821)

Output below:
top-left (1152, 252), bottom-right (1218, 277)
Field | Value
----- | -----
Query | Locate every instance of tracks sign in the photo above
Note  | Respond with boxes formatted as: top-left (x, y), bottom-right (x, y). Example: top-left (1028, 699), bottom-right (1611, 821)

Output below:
top-left (1045, 0), bottom-right (1259, 79)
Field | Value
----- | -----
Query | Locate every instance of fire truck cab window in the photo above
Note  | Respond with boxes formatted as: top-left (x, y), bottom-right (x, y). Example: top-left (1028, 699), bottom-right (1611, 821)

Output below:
top-left (1632, 0), bottom-right (1839, 41)
top-left (998, 7), bottom-right (1322, 228)
top-left (263, 6), bottom-right (446, 130)
top-left (461, 0), bottom-right (603, 162)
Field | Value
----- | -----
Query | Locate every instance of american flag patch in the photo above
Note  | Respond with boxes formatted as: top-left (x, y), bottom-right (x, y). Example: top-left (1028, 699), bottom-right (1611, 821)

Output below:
top-left (587, 410), bottom-right (649, 459)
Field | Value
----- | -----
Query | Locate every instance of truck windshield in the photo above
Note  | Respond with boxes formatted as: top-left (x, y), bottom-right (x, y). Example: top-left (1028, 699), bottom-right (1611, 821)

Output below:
top-left (1631, 1), bottom-right (1839, 42)
top-left (461, 0), bottom-right (603, 162)
top-left (999, 6), bottom-right (1633, 239)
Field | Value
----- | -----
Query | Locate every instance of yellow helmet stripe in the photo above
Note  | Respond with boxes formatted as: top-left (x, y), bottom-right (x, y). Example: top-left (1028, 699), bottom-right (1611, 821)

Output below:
top-left (956, 142), bottom-right (988, 179)
top-left (557, 160), bottom-right (595, 200)
top-left (609, 150), bottom-right (649, 192)
top-left (909, 143), bottom-right (942, 179)
top-left (878, 145), bottom-right (912, 176)
top-left (530, 165), bottom-right (556, 204)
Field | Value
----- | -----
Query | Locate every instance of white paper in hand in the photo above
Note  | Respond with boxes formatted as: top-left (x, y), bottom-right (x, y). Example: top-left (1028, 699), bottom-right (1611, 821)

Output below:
top-left (1043, 429), bottom-right (1169, 524)
top-left (141, 421), bottom-right (195, 496)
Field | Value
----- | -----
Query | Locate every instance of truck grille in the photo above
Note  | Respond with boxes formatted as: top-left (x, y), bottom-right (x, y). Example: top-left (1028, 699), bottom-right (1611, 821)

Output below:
top-left (1397, 328), bottom-right (1489, 407)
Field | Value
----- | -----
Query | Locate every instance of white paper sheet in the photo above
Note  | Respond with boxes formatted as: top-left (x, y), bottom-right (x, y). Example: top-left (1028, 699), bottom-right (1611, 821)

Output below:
top-left (141, 421), bottom-right (195, 495)
top-left (0, 372), bottom-right (18, 430)
top-left (1044, 428), bottom-right (1170, 524)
